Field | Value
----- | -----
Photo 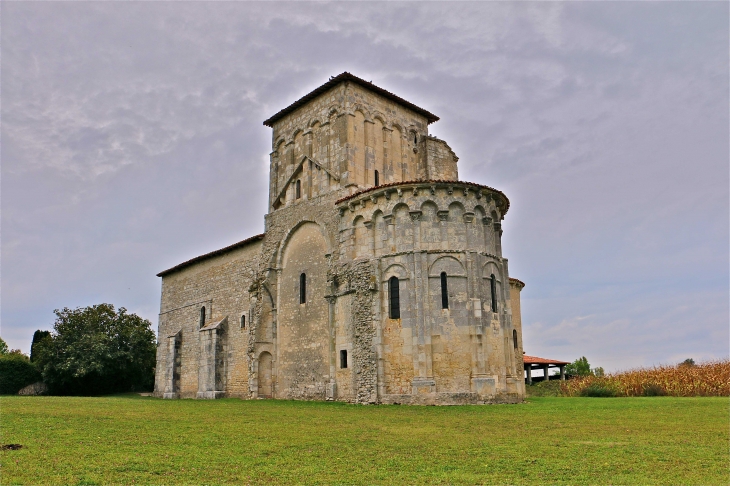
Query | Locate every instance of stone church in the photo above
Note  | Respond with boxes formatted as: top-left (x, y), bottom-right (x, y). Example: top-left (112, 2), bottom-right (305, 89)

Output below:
top-left (154, 73), bottom-right (526, 404)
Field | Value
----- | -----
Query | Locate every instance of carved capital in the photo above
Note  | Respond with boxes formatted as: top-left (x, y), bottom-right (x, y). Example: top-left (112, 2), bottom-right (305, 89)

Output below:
top-left (437, 210), bottom-right (449, 221)
top-left (409, 210), bottom-right (422, 222)
top-left (383, 214), bottom-right (394, 225)
top-left (493, 222), bottom-right (502, 231)
top-left (463, 212), bottom-right (475, 223)
top-left (363, 220), bottom-right (373, 229)
top-left (482, 216), bottom-right (492, 226)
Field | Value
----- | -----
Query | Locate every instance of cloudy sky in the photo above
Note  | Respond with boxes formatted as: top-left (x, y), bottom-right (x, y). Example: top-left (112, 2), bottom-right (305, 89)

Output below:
top-left (3, 2), bottom-right (727, 371)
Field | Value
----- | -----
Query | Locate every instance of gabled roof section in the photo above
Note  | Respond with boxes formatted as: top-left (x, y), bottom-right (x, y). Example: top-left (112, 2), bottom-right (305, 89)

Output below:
top-left (157, 234), bottom-right (265, 277)
top-left (263, 72), bottom-right (440, 127)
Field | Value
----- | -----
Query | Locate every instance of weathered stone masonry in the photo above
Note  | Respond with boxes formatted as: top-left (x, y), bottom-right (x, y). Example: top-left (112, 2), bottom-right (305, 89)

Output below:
top-left (154, 72), bottom-right (526, 404)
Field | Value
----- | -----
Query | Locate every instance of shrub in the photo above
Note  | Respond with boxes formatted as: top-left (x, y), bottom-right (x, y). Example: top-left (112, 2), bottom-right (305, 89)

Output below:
top-left (642, 384), bottom-right (667, 397)
top-left (0, 353), bottom-right (41, 395)
top-left (580, 384), bottom-right (617, 397)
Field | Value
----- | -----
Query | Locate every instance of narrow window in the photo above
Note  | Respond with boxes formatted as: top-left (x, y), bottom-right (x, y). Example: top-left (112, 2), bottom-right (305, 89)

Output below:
top-left (440, 272), bottom-right (449, 309)
top-left (199, 306), bottom-right (206, 328)
top-left (296, 180), bottom-right (301, 199)
top-left (300, 273), bottom-right (307, 304)
top-left (413, 133), bottom-right (418, 144)
top-left (490, 274), bottom-right (497, 312)
top-left (513, 329), bottom-right (518, 349)
top-left (388, 276), bottom-right (400, 319)
top-left (374, 170), bottom-right (379, 187)
top-left (340, 350), bottom-right (348, 369)
top-left (241, 314), bottom-right (246, 329)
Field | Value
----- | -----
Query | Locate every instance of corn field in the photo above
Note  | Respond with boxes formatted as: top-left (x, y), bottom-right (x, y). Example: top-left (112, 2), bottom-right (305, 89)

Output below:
top-left (560, 359), bottom-right (730, 397)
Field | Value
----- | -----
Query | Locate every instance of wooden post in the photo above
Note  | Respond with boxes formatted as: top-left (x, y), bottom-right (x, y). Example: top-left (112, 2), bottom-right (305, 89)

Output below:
top-left (526, 366), bottom-right (532, 385)
top-left (543, 364), bottom-right (550, 382)
top-left (560, 365), bottom-right (565, 381)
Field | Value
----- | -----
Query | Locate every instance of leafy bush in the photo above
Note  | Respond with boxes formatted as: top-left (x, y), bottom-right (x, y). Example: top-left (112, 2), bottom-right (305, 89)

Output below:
top-left (562, 359), bottom-right (730, 397)
top-left (0, 353), bottom-right (41, 395)
top-left (34, 304), bottom-right (156, 396)
top-left (580, 384), bottom-right (617, 397)
top-left (642, 384), bottom-right (667, 397)
top-left (526, 380), bottom-right (564, 397)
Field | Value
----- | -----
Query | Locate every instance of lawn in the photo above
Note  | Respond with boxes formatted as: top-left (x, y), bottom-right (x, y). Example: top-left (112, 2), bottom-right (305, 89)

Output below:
top-left (1, 395), bottom-right (727, 485)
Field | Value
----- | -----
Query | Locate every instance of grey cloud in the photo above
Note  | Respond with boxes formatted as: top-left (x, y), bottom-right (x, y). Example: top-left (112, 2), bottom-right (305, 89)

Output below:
top-left (2, 2), bottom-right (727, 370)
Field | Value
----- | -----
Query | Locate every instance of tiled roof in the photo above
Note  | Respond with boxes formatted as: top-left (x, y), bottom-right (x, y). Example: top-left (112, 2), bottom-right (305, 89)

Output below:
top-left (523, 355), bottom-right (570, 365)
top-left (334, 179), bottom-right (510, 216)
top-left (263, 72), bottom-right (440, 127)
top-left (509, 277), bottom-right (526, 288)
top-left (157, 234), bottom-right (265, 277)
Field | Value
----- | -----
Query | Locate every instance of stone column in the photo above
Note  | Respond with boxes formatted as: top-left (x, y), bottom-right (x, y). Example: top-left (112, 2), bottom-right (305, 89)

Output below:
top-left (560, 365), bottom-right (565, 381)
top-left (163, 331), bottom-right (180, 399)
top-left (326, 294), bottom-right (337, 401)
top-left (526, 366), bottom-right (532, 385)
top-left (543, 364), bottom-right (550, 382)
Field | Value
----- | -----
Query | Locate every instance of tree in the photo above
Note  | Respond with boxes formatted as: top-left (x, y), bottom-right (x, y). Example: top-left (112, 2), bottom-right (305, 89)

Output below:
top-left (30, 330), bottom-right (51, 362)
top-left (34, 304), bottom-right (156, 395)
top-left (565, 356), bottom-right (592, 377)
top-left (0, 337), bottom-right (8, 355)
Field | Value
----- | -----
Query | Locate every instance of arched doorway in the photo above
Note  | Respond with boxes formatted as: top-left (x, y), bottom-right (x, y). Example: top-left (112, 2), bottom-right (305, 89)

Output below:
top-left (258, 352), bottom-right (273, 398)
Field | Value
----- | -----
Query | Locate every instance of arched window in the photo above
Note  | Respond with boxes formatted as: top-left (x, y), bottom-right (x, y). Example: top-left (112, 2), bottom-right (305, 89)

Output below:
top-left (240, 314), bottom-right (246, 329)
top-left (199, 306), bottom-right (206, 328)
top-left (374, 170), bottom-right (379, 187)
top-left (295, 180), bottom-right (301, 199)
top-left (300, 273), bottom-right (307, 304)
top-left (388, 276), bottom-right (400, 319)
top-left (490, 274), bottom-right (497, 312)
top-left (440, 272), bottom-right (449, 309)
top-left (513, 329), bottom-right (518, 349)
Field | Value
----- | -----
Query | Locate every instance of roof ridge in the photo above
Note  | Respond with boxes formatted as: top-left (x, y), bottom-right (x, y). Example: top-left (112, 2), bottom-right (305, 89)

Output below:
top-left (263, 72), bottom-right (439, 127)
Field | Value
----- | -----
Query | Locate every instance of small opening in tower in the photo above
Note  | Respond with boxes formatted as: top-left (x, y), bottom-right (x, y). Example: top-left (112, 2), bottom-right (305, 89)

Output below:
top-left (389, 276), bottom-right (400, 319)
top-left (199, 306), bottom-right (206, 328)
top-left (374, 170), bottom-right (379, 187)
top-left (513, 329), bottom-right (518, 349)
top-left (241, 314), bottom-right (246, 329)
top-left (440, 272), bottom-right (449, 309)
top-left (413, 133), bottom-right (418, 144)
top-left (340, 350), bottom-right (348, 369)
top-left (300, 273), bottom-right (307, 304)
top-left (296, 180), bottom-right (301, 199)
top-left (490, 274), bottom-right (497, 312)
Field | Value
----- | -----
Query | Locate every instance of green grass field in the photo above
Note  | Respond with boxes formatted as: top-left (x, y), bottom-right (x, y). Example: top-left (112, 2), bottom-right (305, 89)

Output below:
top-left (1, 395), bottom-right (727, 485)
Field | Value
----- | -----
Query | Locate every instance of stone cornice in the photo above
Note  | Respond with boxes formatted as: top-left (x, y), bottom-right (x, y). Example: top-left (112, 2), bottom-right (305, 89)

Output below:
top-left (335, 180), bottom-right (510, 217)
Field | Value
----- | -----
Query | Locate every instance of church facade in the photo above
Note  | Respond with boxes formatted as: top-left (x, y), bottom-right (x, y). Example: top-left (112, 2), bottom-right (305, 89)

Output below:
top-left (153, 73), bottom-right (526, 404)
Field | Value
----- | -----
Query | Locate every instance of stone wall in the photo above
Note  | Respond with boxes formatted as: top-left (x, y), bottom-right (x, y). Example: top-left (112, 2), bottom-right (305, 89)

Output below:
top-left (154, 241), bottom-right (262, 398)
